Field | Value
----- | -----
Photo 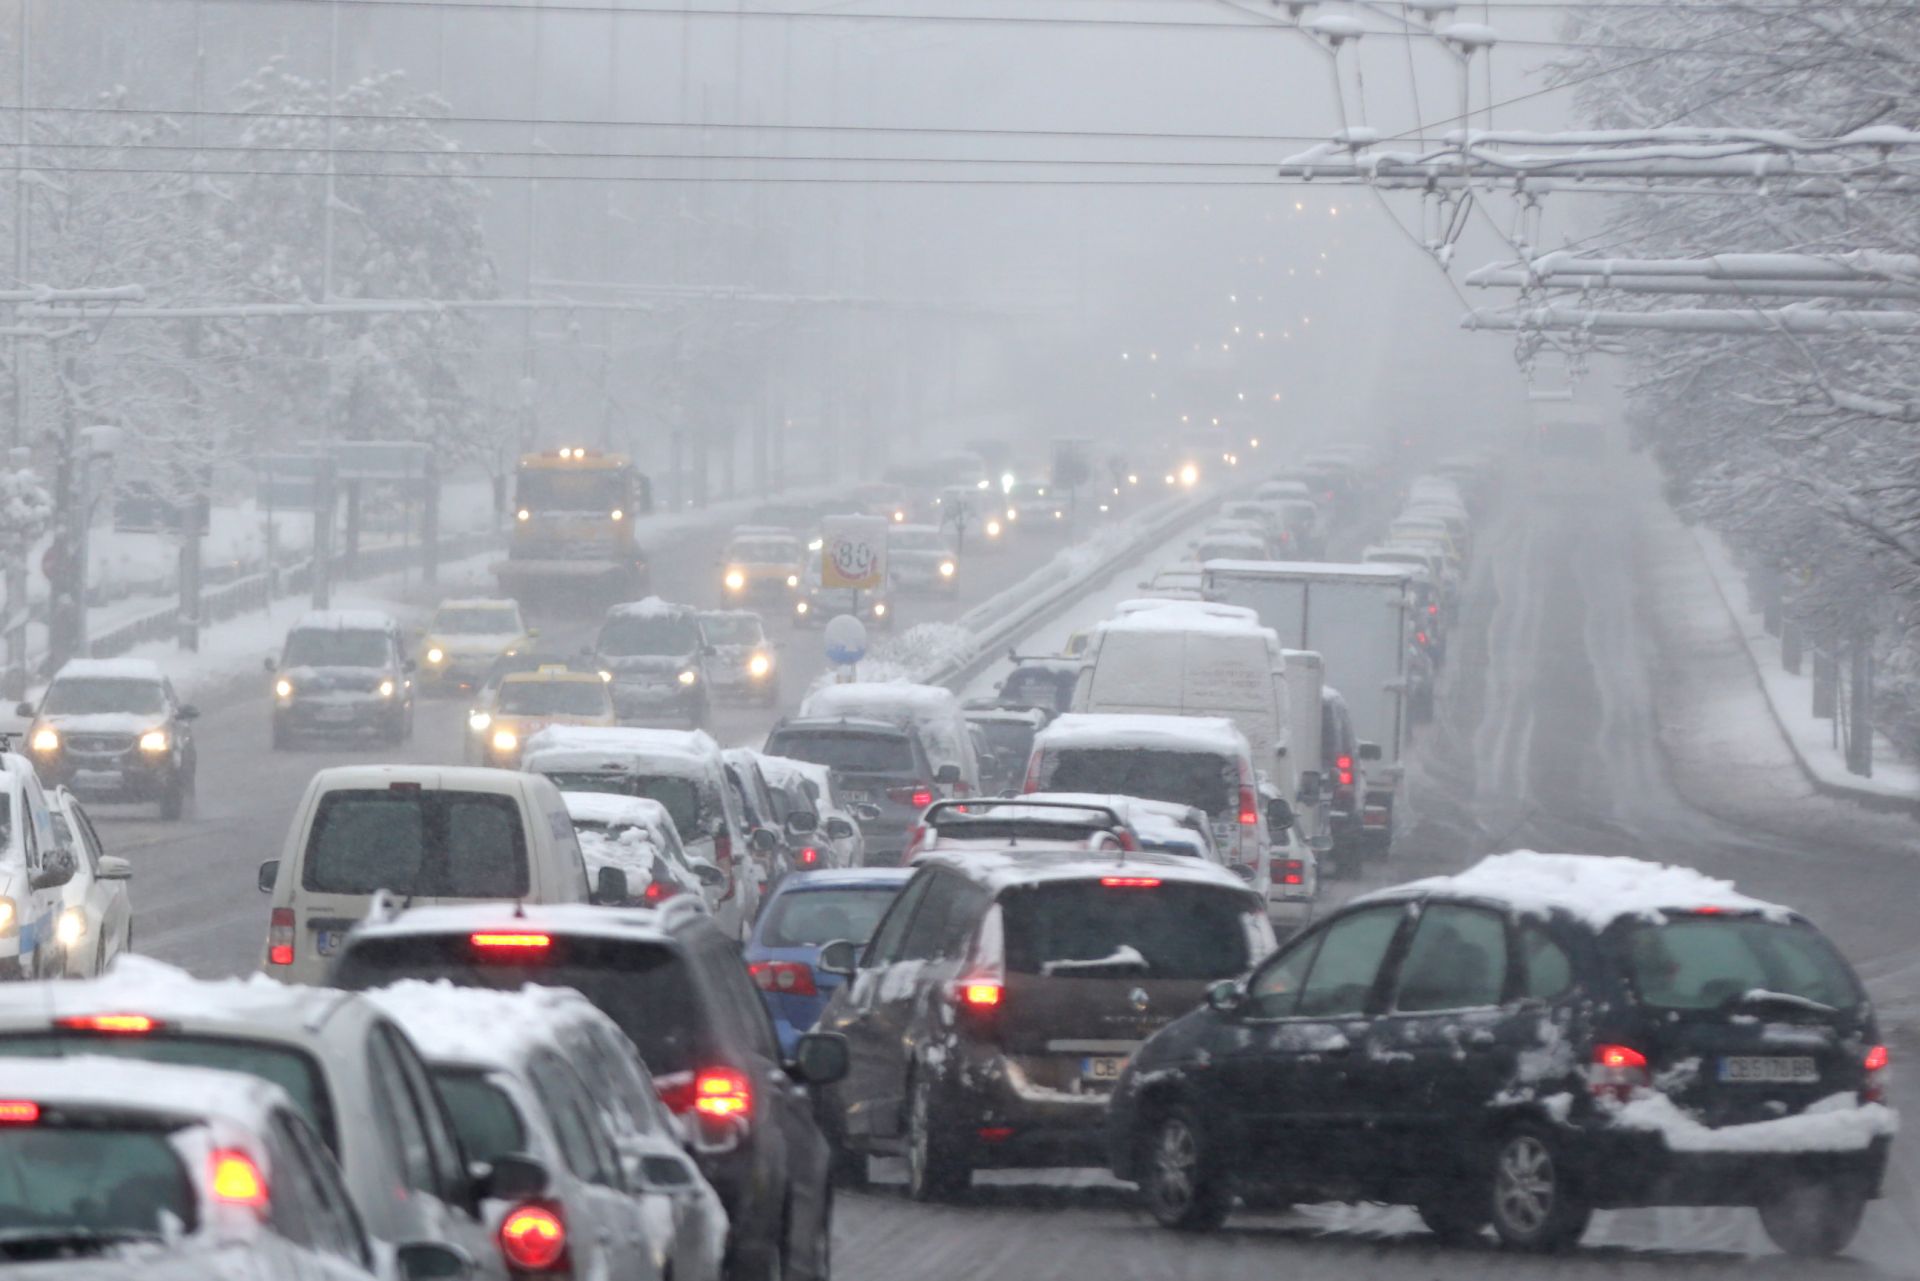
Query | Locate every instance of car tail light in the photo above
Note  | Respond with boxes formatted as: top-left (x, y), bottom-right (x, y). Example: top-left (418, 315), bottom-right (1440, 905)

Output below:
top-left (750, 961), bottom-right (819, 996)
top-left (693, 1068), bottom-right (752, 1120)
top-left (1335, 754), bottom-right (1354, 787)
top-left (1280, 859), bottom-right (1305, 886)
top-left (798, 846), bottom-right (819, 867)
top-left (1238, 785), bottom-right (1259, 827)
top-left (1100, 876), bottom-right (1160, 888)
top-left (1428, 603), bottom-right (1439, 616)
top-left (0, 1100), bottom-right (39, 1124)
top-left (55, 1014), bottom-right (160, 1035)
top-left (498, 1202), bottom-right (567, 1272)
top-left (978, 1126), bottom-right (1015, 1144)
top-left (211, 1150), bottom-right (268, 1209)
top-left (1865, 1044), bottom-right (1891, 1103)
top-left (956, 980), bottom-right (1003, 1008)
top-left (1588, 1043), bottom-right (1651, 1101)
top-left (471, 932), bottom-right (552, 953)
top-left (886, 784), bottom-right (934, 808)
top-left (643, 880), bottom-right (674, 904)
top-left (1021, 752), bottom-right (1043, 793)
top-left (1416, 631), bottom-right (1429, 647)
top-left (267, 908), bottom-right (295, 967)
top-left (714, 831), bottom-right (736, 903)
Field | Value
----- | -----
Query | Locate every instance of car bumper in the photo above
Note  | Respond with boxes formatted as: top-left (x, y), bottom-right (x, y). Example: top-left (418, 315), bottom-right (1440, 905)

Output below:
top-left (937, 1048), bottom-right (1117, 1169)
top-left (277, 699), bottom-right (395, 732)
top-left (1581, 1126), bottom-right (1892, 1208)
top-left (35, 755), bottom-right (175, 798)
top-left (610, 684), bottom-right (703, 721)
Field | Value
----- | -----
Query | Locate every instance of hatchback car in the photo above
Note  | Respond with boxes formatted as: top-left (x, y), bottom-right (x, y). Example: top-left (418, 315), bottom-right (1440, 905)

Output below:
top-left (22, 658), bottom-right (199, 819)
top-left (1109, 851), bottom-right (1895, 1257)
top-left (745, 869), bottom-right (915, 1055)
top-left (763, 717), bottom-right (940, 863)
top-left (330, 902), bottom-right (850, 1281)
top-left (815, 850), bottom-right (1274, 1199)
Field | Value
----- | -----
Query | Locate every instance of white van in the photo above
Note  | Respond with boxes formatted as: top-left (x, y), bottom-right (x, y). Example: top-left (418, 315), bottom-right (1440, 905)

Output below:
top-left (258, 765), bottom-right (595, 984)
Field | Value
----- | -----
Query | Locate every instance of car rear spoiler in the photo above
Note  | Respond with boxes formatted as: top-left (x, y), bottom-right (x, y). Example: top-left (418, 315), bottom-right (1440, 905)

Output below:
top-left (920, 797), bottom-right (1126, 830)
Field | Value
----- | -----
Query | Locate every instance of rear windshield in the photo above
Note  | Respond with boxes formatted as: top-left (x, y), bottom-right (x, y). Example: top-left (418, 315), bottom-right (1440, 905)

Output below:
top-left (0, 1125), bottom-right (196, 1244)
top-left (728, 540), bottom-right (797, 563)
top-left (764, 730), bottom-right (914, 776)
top-left (497, 682), bottom-right (610, 717)
top-left (539, 773), bottom-right (702, 836)
top-left (599, 614), bottom-right (700, 658)
top-left (433, 1069), bottom-right (526, 1168)
top-left (1001, 881), bottom-right (1253, 980)
top-left (284, 629), bottom-right (390, 669)
top-left (700, 615), bottom-right (765, 646)
top-left (1036, 748), bottom-right (1235, 818)
top-left (333, 936), bottom-right (703, 1077)
top-left (759, 887), bottom-right (904, 948)
top-left (41, 678), bottom-right (167, 716)
top-left (999, 669), bottom-right (1074, 712)
top-left (302, 789), bottom-right (530, 898)
top-left (433, 607), bottom-right (520, 636)
top-left (0, 1033), bottom-right (333, 1148)
top-left (973, 722), bottom-right (1037, 763)
top-left (1621, 916), bottom-right (1863, 1012)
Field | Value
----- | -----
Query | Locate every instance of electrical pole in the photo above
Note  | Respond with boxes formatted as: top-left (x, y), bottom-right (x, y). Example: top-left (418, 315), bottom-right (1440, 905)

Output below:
top-left (5, 0), bottom-right (30, 685)
top-left (313, 0), bottom-right (341, 610)
top-left (178, 0), bottom-right (206, 652)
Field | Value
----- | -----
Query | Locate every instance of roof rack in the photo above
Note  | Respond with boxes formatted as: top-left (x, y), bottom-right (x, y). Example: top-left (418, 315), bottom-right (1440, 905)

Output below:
top-left (921, 797), bottom-right (1126, 830)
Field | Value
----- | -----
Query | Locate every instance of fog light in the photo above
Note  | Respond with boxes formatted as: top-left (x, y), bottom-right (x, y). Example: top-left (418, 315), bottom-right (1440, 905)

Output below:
top-left (795, 601), bottom-right (810, 615)
top-left (872, 602), bottom-right (888, 617)
top-left (516, 508), bottom-right (531, 522)
top-left (274, 679), bottom-right (293, 700)
top-left (426, 647), bottom-right (445, 665)
top-left (939, 561), bottom-right (956, 578)
top-left (468, 711), bottom-right (492, 733)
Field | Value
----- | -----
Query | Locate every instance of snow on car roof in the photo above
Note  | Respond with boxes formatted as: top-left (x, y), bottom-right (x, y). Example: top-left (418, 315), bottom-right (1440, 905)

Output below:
top-left (524, 724), bottom-right (720, 765)
top-left (291, 609), bottom-right (397, 631)
top-left (1203, 558), bottom-right (1415, 581)
top-left (1022, 791), bottom-right (1205, 825)
top-left (771, 867), bottom-right (915, 891)
top-left (801, 681), bottom-right (959, 719)
top-left (50, 657), bottom-right (167, 682)
top-left (1361, 851), bottom-right (1787, 929)
top-left (352, 901), bottom-right (676, 944)
top-left (922, 847), bottom-right (1250, 894)
top-left (1104, 599), bottom-right (1269, 635)
top-left (435, 597), bottom-right (518, 610)
top-left (0, 1054), bottom-right (291, 1129)
top-left (561, 790), bottom-right (674, 830)
top-left (365, 980), bottom-right (612, 1073)
top-left (1034, 713), bottom-right (1250, 759)
top-left (605, 596), bottom-right (698, 619)
top-left (0, 955), bottom-right (354, 1032)
top-left (752, 753), bottom-right (831, 793)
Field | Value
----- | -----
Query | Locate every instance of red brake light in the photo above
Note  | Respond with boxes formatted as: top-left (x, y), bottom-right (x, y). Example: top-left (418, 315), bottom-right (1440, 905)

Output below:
top-left (978, 1125), bottom-right (1015, 1144)
top-left (1416, 631), bottom-right (1429, 646)
top-left (1866, 1044), bottom-right (1891, 1073)
top-left (959, 981), bottom-right (1003, 1008)
top-left (1281, 860), bottom-right (1305, 886)
top-left (1864, 1043), bottom-right (1891, 1103)
top-left (0, 1100), bottom-right (39, 1125)
top-left (912, 788), bottom-right (934, 808)
top-left (1691, 906), bottom-right (1723, 915)
top-left (799, 846), bottom-right (819, 866)
top-left (693, 1067), bottom-right (752, 1120)
top-left (1595, 1044), bottom-right (1647, 1070)
top-left (1428, 603), bottom-right (1439, 615)
top-left (1238, 785), bottom-right (1258, 826)
top-left (644, 880), bottom-right (669, 903)
top-left (211, 1150), bottom-right (268, 1209)
top-left (1100, 876), bottom-right (1161, 888)
top-left (268, 908), bottom-right (295, 967)
top-left (55, 1014), bottom-right (159, 1035)
top-left (470, 932), bottom-right (552, 952)
top-left (499, 1203), bottom-right (567, 1271)
top-left (749, 961), bottom-right (819, 996)
top-left (1336, 753), bottom-right (1354, 787)
top-left (1589, 1043), bottom-right (1652, 1101)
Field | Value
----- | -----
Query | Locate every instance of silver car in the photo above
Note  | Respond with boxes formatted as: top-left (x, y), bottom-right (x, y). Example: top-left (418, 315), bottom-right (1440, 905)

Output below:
top-left (45, 788), bottom-right (133, 978)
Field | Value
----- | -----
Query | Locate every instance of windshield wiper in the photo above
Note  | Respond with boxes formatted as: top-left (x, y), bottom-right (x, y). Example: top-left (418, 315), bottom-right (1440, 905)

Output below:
top-left (1720, 988), bottom-right (1838, 1016)
top-left (0, 1228), bottom-right (161, 1257)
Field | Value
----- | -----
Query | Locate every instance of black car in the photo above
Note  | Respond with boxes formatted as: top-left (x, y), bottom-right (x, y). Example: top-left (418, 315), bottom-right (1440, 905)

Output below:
top-left (1108, 852), bottom-right (1893, 1257)
top-left (22, 659), bottom-right (199, 819)
top-left (331, 900), bottom-right (849, 1281)
top-left (814, 849), bottom-right (1274, 1200)
top-left (995, 657), bottom-right (1079, 716)
top-left (763, 716), bottom-right (941, 864)
top-left (268, 610), bottom-right (415, 748)
top-left (593, 598), bottom-right (711, 728)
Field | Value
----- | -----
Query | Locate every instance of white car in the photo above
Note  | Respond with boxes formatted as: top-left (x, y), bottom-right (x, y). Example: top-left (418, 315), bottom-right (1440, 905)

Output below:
top-left (0, 1056), bottom-right (471, 1281)
top-left (0, 751), bottom-right (75, 981)
top-left (561, 791), bottom-right (724, 910)
top-left (46, 787), bottom-right (133, 977)
top-left (755, 755), bottom-right (870, 870)
top-left (370, 982), bottom-right (728, 1281)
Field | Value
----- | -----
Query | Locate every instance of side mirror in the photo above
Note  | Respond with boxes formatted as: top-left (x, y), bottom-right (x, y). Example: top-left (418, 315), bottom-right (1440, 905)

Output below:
top-left (816, 938), bottom-right (860, 977)
top-left (690, 861), bottom-right (726, 888)
top-left (31, 851), bottom-right (75, 891)
top-left (257, 859), bottom-right (280, 894)
top-left (1357, 741), bottom-right (1383, 763)
top-left (934, 763), bottom-right (962, 786)
top-left (748, 827), bottom-right (778, 855)
top-left (593, 866), bottom-right (630, 906)
top-left (11, 701), bottom-right (31, 718)
top-left (790, 1031), bottom-right (851, 1086)
top-left (262, 656), bottom-right (277, 674)
top-left (634, 1152), bottom-right (699, 1193)
top-left (395, 1242), bottom-right (474, 1281)
top-left (96, 855), bottom-right (132, 882)
top-left (474, 1152), bottom-right (549, 1202)
top-left (1265, 798), bottom-right (1295, 831)
top-left (1206, 979), bottom-right (1246, 1015)
top-left (177, 704), bottom-right (200, 721)
top-left (824, 817), bottom-right (855, 841)
top-left (785, 811), bottom-right (818, 837)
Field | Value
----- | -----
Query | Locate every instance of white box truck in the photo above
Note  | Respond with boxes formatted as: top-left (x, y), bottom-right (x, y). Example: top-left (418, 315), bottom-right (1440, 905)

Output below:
top-left (1201, 560), bottom-right (1415, 861)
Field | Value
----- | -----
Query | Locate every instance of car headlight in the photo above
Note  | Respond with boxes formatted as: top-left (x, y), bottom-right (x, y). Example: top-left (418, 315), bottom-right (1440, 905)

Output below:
top-left (677, 669), bottom-right (698, 686)
top-left (274, 679), bottom-right (293, 700)
top-left (872, 602), bottom-right (888, 617)
top-left (611, 508), bottom-right (625, 521)
top-left (598, 669), bottom-right (614, 683)
top-left (29, 729), bottom-right (57, 754)
top-left (378, 679), bottom-right (396, 699)
top-left (517, 508), bottom-right (531, 522)
top-left (55, 907), bottom-right (85, 948)
top-left (892, 510), bottom-right (906, 523)
top-left (786, 574), bottom-right (800, 588)
top-left (426, 647), bottom-right (446, 665)
top-left (1006, 508), bottom-right (1018, 522)
top-left (748, 653), bottom-right (772, 679)
top-left (1180, 463), bottom-right (1199, 487)
top-left (795, 601), bottom-right (810, 615)
top-left (724, 569), bottom-right (746, 591)
top-left (939, 560), bottom-right (956, 577)
top-left (491, 729), bottom-right (519, 754)
top-left (138, 730), bottom-right (169, 753)
top-left (0, 898), bottom-right (14, 932)
top-left (985, 519), bottom-right (1002, 538)
top-left (468, 711), bottom-right (493, 733)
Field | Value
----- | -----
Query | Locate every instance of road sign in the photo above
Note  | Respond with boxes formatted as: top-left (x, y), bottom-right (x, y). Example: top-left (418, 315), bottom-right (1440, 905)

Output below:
top-left (323, 441), bottom-right (433, 482)
top-left (113, 486), bottom-right (210, 536)
top-left (824, 614), bottom-right (869, 667)
top-left (820, 515), bottom-right (888, 591)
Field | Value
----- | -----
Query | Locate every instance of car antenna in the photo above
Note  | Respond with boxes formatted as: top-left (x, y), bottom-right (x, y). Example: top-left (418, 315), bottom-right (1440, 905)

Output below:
top-left (513, 897), bottom-right (526, 919)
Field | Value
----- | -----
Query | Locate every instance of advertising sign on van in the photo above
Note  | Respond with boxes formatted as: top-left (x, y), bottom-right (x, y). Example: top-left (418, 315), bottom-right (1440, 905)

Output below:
top-left (820, 515), bottom-right (889, 591)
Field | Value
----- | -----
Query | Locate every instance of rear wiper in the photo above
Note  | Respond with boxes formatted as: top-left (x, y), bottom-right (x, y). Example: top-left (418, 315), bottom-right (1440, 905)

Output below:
top-left (0, 1228), bottom-right (160, 1257)
top-left (1720, 989), bottom-right (1838, 1016)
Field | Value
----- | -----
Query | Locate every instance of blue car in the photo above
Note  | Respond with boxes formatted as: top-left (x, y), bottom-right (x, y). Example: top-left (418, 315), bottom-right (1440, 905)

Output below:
top-left (746, 868), bottom-right (914, 1054)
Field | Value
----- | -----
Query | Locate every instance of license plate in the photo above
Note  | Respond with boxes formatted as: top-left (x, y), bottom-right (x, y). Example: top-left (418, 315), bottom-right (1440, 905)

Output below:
top-left (1082, 1055), bottom-right (1128, 1083)
top-left (316, 706), bottom-right (356, 723)
top-left (315, 929), bottom-right (345, 958)
top-left (840, 790), bottom-right (872, 804)
top-left (1719, 1055), bottom-right (1818, 1084)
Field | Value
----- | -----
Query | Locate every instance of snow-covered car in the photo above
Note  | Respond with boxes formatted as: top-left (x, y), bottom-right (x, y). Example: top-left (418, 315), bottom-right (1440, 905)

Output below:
top-left (1018, 791), bottom-right (1221, 865)
top-left (417, 597), bottom-right (532, 693)
top-left (267, 610), bottom-right (414, 749)
top-left (369, 982), bottom-right (728, 1281)
top-left (798, 681), bottom-right (983, 797)
top-left (886, 524), bottom-right (960, 594)
top-left (592, 599), bottom-right (712, 729)
top-left (0, 1056), bottom-right (472, 1281)
top-left (697, 609), bottom-right (780, 706)
top-left (901, 797), bottom-right (1134, 864)
top-left (755, 754), bottom-right (871, 871)
top-left (20, 658), bottom-right (199, 820)
top-left (1112, 853), bottom-right (1896, 1257)
top-left (0, 751), bottom-right (76, 981)
top-left (0, 958), bottom-right (504, 1276)
top-left (46, 787), bottom-right (132, 978)
top-left (561, 790), bottom-right (723, 910)
top-left (962, 704), bottom-right (1049, 795)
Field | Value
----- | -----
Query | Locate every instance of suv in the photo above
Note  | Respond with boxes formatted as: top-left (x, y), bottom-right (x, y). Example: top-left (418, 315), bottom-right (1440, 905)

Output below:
top-left (330, 902), bottom-right (851, 1281)
top-left (593, 599), bottom-right (711, 728)
top-left (268, 610), bottom-right (414, 748)
top-left (763, 717), bottom-right (940, 864)
top-left (21, 658), bottom-right (199, 819)
top-left (1109, 852), bottom-right (1895, 1257)
top-left (814, 849), bottom-right (1274, 1199)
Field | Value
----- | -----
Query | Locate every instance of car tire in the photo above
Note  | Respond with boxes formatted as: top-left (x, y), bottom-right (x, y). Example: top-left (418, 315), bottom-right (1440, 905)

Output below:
top-left (905, 1072), bottom-right (971, 1202)
top-left (1485, 1124), bottom-right (1590, 1252)
top-left (1417, 1194), bottom-right (1487, 1245)
top-left (1759, 1181), bottom-right (1868, 1258)
top-left (1141, 1105), bottom-right (1232, 1232)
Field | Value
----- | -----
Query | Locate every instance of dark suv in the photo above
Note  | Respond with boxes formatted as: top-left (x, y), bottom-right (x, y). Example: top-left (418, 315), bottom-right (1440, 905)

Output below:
top-left (764, 716), bottom-right (939, 864)
top-left (268, 610), bottom-right (414, 748)
top-left (22, 658), bottom-right (199, 819)
top-left (814, 849), bottom-right (1274, 1199)
top-left (1109, 852), bottom-right (1893, 1257)
top-left (330, 900), bottom-right (850, 1281)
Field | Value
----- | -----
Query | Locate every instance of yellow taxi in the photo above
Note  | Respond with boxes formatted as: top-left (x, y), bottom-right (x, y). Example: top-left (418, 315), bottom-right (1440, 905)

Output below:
top-left (475, 665), bottom-right (615, 768)
top-left (417, 597), bottom-right (534, 693)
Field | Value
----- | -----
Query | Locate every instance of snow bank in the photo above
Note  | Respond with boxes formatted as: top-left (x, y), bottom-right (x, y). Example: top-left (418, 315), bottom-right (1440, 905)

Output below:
top-left (1369, 850), bottom-right (1784, 928)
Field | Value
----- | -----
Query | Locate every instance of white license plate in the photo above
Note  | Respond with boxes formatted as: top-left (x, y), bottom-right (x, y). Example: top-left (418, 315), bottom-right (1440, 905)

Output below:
top-left (1719, 1055), bottom-right (1818, 1084)
top-left (316, 706), bottom-right (356, 723)
top-left (840, 790), bottom-right (872, 804)
top-left (1082, 1055), bottom-right (1128, 1083)
top-left (315, 929), bottom-right (346, 958)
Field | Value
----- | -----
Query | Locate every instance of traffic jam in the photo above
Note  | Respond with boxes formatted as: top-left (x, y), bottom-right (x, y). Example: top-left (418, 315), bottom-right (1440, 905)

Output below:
top-left (0, 435), bottom-right (1898, 1281)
